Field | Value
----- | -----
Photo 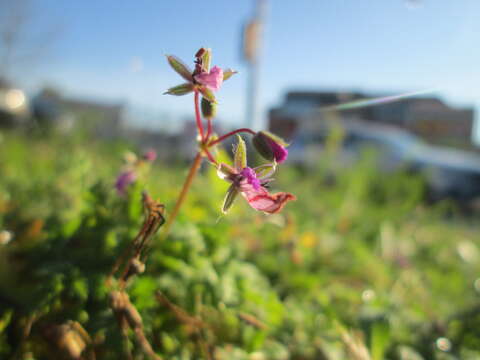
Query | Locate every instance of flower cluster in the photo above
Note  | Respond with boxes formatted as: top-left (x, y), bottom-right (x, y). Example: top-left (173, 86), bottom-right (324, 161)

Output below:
top-left (164, 47), bottom-right (296, 214)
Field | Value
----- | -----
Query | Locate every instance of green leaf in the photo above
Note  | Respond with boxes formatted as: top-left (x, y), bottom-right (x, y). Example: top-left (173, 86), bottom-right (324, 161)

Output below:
top-left (234, 135), bottom-right (247, 170)
top-left (222, 184), bottom-right (239, 214)
top-left (223, 69), bottom-right (238, 81)
top-left (164, 83), bottom-right (194, 96)
top-left (166, 55), bottom-right (193, 81)
top-left (371, 320), bottom-right (390, 360)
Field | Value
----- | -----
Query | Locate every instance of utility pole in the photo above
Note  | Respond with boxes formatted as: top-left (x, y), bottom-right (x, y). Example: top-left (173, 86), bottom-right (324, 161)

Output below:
top-left (242, 0), bottom-right (268, 131)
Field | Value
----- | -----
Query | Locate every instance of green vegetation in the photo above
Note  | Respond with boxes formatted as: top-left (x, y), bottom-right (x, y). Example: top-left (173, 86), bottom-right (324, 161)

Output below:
top-left (0, 130), bottom-right (479, 359)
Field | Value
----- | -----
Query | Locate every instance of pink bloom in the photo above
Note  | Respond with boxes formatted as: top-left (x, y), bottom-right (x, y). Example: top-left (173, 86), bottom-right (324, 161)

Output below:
top-left (220, 164), bottom-right (296, 214)
top-left (239, 179), bottom-right (296, 214)
top-left (194, 66), bottom-right (224, 91)
top-left (115, 170), bottom-right (137, 195)
top-left (143, 149), bottom-right (157, 162)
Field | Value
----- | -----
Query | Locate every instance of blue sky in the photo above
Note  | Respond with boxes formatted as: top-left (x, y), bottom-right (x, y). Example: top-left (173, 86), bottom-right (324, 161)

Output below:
top-left (8, 0), bottom-right (480, 138)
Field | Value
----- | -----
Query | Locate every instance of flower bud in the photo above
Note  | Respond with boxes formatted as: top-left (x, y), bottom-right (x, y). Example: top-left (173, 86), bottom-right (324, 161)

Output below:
top-left (252, 131), bottom-right (289, 163)
top-left (142, 149), bottom-right (157, 162)
top-left (201, 97), bottom-right (217, 118)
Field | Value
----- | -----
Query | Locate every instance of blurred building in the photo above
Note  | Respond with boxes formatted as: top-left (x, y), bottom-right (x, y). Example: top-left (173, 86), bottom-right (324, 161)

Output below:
top-left (32, 87), bottom-right (125, 136)
top-left (269, 90), bottom-right (475, 147)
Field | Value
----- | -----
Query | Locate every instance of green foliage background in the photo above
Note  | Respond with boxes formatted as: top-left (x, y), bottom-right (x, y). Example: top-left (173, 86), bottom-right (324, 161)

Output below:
top-left (0, 130), bottom-right (479, 359)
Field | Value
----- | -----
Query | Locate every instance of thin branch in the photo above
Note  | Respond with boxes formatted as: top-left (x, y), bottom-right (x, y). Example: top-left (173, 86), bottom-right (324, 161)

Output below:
top-left (208, 128), bottom-right (256, 147)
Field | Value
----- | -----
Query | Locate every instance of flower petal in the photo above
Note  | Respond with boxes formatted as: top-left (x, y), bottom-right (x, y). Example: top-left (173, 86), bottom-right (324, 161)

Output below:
top-left (115, 171), bottom-right (137, 195)
top-left (194, 66), bottom-right (224, 91)
top-left (240, 184), bottom-right (296, 214)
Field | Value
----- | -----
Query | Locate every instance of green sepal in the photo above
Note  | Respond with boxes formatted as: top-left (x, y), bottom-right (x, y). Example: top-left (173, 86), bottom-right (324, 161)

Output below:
top-left (217, 163), bottom-right (235, 180)
top-left (259, 131), bottom-right (289, 147)
top-left (166, 55), bottom-right (193, 82)
top-left (223, 69), bottom-right (238, 81)
top-left (163, 83), bottom-right (194, 96)
top-left (199, 87), bottom-right (217, 103)
top-left (222, 184), bottom-right (239, 214)
top-left (201, 48), bottom-right (212, 73)
top-left (233, 135), bottom-right (247, 170)
top-left (255, 163), bottom-right (277, 179)
top-left (252, 132), bottom-right (273, 161)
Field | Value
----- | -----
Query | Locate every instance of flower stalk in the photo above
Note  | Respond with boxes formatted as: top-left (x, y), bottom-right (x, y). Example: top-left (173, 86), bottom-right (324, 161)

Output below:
top-left (208, 128), bottom-right (256, 147)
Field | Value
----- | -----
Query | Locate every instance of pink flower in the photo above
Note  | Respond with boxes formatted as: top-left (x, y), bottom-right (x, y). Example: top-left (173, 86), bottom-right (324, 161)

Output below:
top-left (115, 170), bottom-right (137, 195)
top-left (218, 136), bottom-right (296, 214)
top-left (143, 149), bottom-right (157, 162)
top-left (218, 162), bottom-right (296, 214)
top-left (194, 66), bottom-right (224, 92)
top-left (238, 173), bottom-right (296, 213)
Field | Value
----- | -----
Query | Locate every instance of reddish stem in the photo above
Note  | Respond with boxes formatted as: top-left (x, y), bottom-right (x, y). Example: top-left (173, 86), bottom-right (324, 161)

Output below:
top-left (208, 128), bottom-right (256, 147)
top-left (194, 91), bottom-right (204, 140)
top-left (203, 148), bottom-right (217, 164)
top-left (205, 117), bottom-right (213, 141)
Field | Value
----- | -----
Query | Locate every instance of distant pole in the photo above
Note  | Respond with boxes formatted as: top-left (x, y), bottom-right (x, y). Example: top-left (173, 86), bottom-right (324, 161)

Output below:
top-left (242, 0), bottom-right (267, 131)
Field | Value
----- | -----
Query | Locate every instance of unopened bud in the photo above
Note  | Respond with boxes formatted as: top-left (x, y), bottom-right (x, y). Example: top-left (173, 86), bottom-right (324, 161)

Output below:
top-left (252, 131), bottom-right (289, 163)
top-left (201, 97), bottom-right (217, 118)
top-left (142, 149), bottom-right (157, 162)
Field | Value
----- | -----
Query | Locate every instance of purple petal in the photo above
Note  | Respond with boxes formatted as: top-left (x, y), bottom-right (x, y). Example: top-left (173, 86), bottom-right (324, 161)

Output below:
top-left (115, 170), bottom-right (137, 195)
top-left (268, 139), bottom-right (288, 163)
top-left (240, 167), bottom-right (261, 190)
